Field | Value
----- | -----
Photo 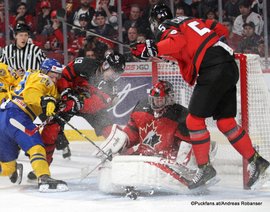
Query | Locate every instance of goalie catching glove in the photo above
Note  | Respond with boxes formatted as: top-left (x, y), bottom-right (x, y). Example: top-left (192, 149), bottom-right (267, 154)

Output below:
top-left (60, 88), bottom-right (84, 114)
top-left (41, 96), bottom-right (56, 117)
top-left (130, 40), bottom-right (158, 60)
top-left (93, 124), bottom-right (129, 158)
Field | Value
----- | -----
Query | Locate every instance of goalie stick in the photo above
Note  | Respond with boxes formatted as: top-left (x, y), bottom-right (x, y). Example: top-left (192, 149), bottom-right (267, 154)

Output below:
top-left (9, 117), bottom-right (53, 136)
top-left (80, 151), bottom-right (111, 181)
top-left (54, 114), bottom-right (113, 161)
top-left (56, 9), bottom-right (175, 65)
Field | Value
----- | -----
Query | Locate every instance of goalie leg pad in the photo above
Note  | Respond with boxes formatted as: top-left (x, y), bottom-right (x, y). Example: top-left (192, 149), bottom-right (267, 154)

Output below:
top-left (98, 156), bottom-right (190, 194)
top-left (176, 141), bottom-right (218, 169)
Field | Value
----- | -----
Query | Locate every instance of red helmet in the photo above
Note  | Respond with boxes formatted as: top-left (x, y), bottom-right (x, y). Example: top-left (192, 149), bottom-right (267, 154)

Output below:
top-left (50, 10), bottom-right (57, 19)
top-left (149, 80), bottom-right (174, 111)
top-left (40, 1), bottom-right (51, 9)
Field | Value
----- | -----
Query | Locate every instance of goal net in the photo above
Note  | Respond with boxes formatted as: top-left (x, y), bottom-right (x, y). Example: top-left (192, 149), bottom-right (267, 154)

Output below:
top-left (153, 54), bottom-right (270, 188)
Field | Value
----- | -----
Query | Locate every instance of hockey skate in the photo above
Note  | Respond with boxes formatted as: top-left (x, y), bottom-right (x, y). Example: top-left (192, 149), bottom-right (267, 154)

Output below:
top-left (56, 131), bottom-right (71, 159)
top-left (247, 152), bottom-right (270, 190)
top-left (62, 146), bottom-right (71, 159)
top-left (38, 174), bottom-right (68, 192)
top-left (9, 163), bottom-right (23, 184)
top-left (188, 163), bottom-right (219, 191)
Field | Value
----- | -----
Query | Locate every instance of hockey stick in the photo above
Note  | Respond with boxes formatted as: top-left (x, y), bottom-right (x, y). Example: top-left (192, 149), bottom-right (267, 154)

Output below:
top-left (56, 8), bottom-right (130, 48)
top-left (54, 114), bottom-right (112, 161)
top-left (56, 9), bottom-right (175, 65)
top-left (80, 152), bottom-right (111, 181)
top-left (9, 117), bottom-right (53, 136)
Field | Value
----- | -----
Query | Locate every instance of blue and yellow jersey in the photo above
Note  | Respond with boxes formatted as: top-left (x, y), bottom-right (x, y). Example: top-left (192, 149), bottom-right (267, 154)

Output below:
top-left (10, 70), bottom-right (59, 120)
top-left (0, 63), bottom-right (21, 102)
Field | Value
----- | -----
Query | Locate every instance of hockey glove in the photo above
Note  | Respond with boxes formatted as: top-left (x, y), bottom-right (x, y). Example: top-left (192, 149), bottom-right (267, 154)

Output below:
top-left (76, 86), bottom-right (91, 99)
top-left (130, 42), bottom-right (148, 60)
top-left (93, 124), bottom-right (129, 158)
top-left (145, 39), bottom-right (158, 57)
top-left (60, 89), bottom-right (84, 114)
top-left (41, 96), bottom-right (56, 117)
top-left (60, 88), bottom-right (73, 100)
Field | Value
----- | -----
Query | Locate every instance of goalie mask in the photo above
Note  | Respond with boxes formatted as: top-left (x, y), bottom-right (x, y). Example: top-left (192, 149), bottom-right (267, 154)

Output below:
top-left (149, 3), bottom-right (173, 33)
top-left (149, 80), bottom-right (175, 114)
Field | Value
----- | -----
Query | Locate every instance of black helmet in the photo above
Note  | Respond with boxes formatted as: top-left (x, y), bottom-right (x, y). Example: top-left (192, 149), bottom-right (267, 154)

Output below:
top-left (103, 52), bottom-right (126, 74)
top-left (73, 57), bottom-right (100, 79)
top-left (14, 23), bottom-right (30, 35)
top-left (150, 3), bottom-right (173, 25)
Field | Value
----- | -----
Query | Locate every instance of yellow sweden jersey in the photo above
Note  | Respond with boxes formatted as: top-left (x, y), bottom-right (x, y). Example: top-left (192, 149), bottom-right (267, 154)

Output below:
top-left (11, 70), bottom-right (59, 120)
top-left (0, 63), bottom-right (21, 102)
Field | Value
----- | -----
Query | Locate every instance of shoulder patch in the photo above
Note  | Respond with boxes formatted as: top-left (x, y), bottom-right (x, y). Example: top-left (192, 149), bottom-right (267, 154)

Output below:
top-left (170, 30), bottom-right (178, 35)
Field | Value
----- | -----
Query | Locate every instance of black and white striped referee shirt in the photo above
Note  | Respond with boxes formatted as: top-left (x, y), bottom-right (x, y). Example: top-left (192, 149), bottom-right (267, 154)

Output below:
top-left (0, 43), bottom-right (46, 71)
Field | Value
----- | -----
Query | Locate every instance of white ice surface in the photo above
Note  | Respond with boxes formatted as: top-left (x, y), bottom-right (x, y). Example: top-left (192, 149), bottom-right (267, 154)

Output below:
top-left (1, 141), bottom-right (270, 212)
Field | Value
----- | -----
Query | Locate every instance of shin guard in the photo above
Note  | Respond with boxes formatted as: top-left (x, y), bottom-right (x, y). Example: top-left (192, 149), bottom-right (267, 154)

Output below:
top-left (27, 145), bottom-right (50, 178)
top-left (216, 118), bottom-right (255, 159)
top-left (186, 114), bottom-right (210, 166)
top-left (41, 122), bottom-right (61, 164)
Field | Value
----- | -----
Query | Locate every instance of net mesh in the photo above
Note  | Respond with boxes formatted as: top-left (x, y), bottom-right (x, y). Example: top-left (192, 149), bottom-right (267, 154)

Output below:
top-left (156, 54), bottom-right (270, 178)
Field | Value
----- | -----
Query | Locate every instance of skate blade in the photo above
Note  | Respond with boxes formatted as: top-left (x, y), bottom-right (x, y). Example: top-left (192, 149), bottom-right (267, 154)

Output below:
top-left (27, 178), bottom-right (37, 184)
top-left (250, 166), bottom-right (270, 190)
top-left (39, 184), bottom-right (69, 193)
top-left (189, 176), bottom-right (220, 194)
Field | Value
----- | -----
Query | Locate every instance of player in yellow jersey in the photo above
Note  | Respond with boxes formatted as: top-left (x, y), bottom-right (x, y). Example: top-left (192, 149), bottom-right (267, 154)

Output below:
top-left (0, 58), bottom-right (68, 192)
top-left (0, 62), bottom-right (22, 103)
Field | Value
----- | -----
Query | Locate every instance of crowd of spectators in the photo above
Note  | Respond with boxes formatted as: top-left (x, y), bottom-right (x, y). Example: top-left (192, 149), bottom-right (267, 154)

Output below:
top-left (0, 0), bottom-right (269, 63)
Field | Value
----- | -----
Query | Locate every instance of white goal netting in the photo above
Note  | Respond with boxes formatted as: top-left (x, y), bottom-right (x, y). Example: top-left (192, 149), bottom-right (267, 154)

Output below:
top-left (156, 54), bottom-right (270, 182)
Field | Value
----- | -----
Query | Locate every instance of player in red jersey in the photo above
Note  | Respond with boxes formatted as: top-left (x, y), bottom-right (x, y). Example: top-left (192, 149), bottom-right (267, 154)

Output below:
top-left (27, 52), bottom-right (126, 180)
top-left (131, 3), bottom-right (269, 190)
top-left (94, 80), bottom-right (218, 194)
top-left (95, 80), bottom-right (217, 169)
top-left (122, 80), bottom-right (191, 159)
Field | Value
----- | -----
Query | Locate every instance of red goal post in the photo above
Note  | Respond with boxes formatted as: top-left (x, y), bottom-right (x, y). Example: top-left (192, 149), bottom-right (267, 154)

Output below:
top-left (151, 54), bottom-right (270, 189)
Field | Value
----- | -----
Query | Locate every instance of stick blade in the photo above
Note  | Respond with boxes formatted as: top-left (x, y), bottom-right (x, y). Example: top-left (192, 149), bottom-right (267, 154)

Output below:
top-left (10, 118), bottom-right (26, 132)
top-left (9, 118), bottom-right (35, 136)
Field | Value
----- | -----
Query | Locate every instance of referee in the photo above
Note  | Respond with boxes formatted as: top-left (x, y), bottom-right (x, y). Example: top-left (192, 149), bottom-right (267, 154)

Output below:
top-left (0, 23), bottom-right (46, 72)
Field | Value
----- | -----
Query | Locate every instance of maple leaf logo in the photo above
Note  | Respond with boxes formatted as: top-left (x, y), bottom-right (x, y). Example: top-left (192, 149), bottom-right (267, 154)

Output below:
top-left (139, 122), bottom-right (161, 148)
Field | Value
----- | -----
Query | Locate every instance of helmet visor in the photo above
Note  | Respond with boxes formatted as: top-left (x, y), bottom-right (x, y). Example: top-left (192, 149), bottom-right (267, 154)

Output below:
top-left (149, 96), bottom-right (166, 111)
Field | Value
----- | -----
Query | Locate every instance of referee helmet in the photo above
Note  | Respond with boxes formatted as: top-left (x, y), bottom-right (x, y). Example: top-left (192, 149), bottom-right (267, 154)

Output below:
top-left (14, 23), bottom-right (30, 35)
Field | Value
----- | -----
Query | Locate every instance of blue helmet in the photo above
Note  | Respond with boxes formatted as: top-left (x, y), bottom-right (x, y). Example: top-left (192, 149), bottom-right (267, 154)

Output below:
top-left (40, 58), bottom-right (63, 74)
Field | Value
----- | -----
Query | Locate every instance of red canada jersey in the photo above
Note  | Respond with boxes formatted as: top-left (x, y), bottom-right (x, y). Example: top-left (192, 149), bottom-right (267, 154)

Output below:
top-left (57, 58), bottom-right (112, 113)
top-left (57, 57), bottom-right (100, 92)
top-left (123, 99), bottom-right (191, 159)
top-left (155, 17), bottom-right (229, 85)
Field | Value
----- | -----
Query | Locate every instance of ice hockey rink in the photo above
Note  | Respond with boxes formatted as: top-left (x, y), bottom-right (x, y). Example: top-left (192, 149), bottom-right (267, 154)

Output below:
top-left (1, 139), bottom-right (270, 212)
top-left (1, 58), bottom-right (270, 211)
